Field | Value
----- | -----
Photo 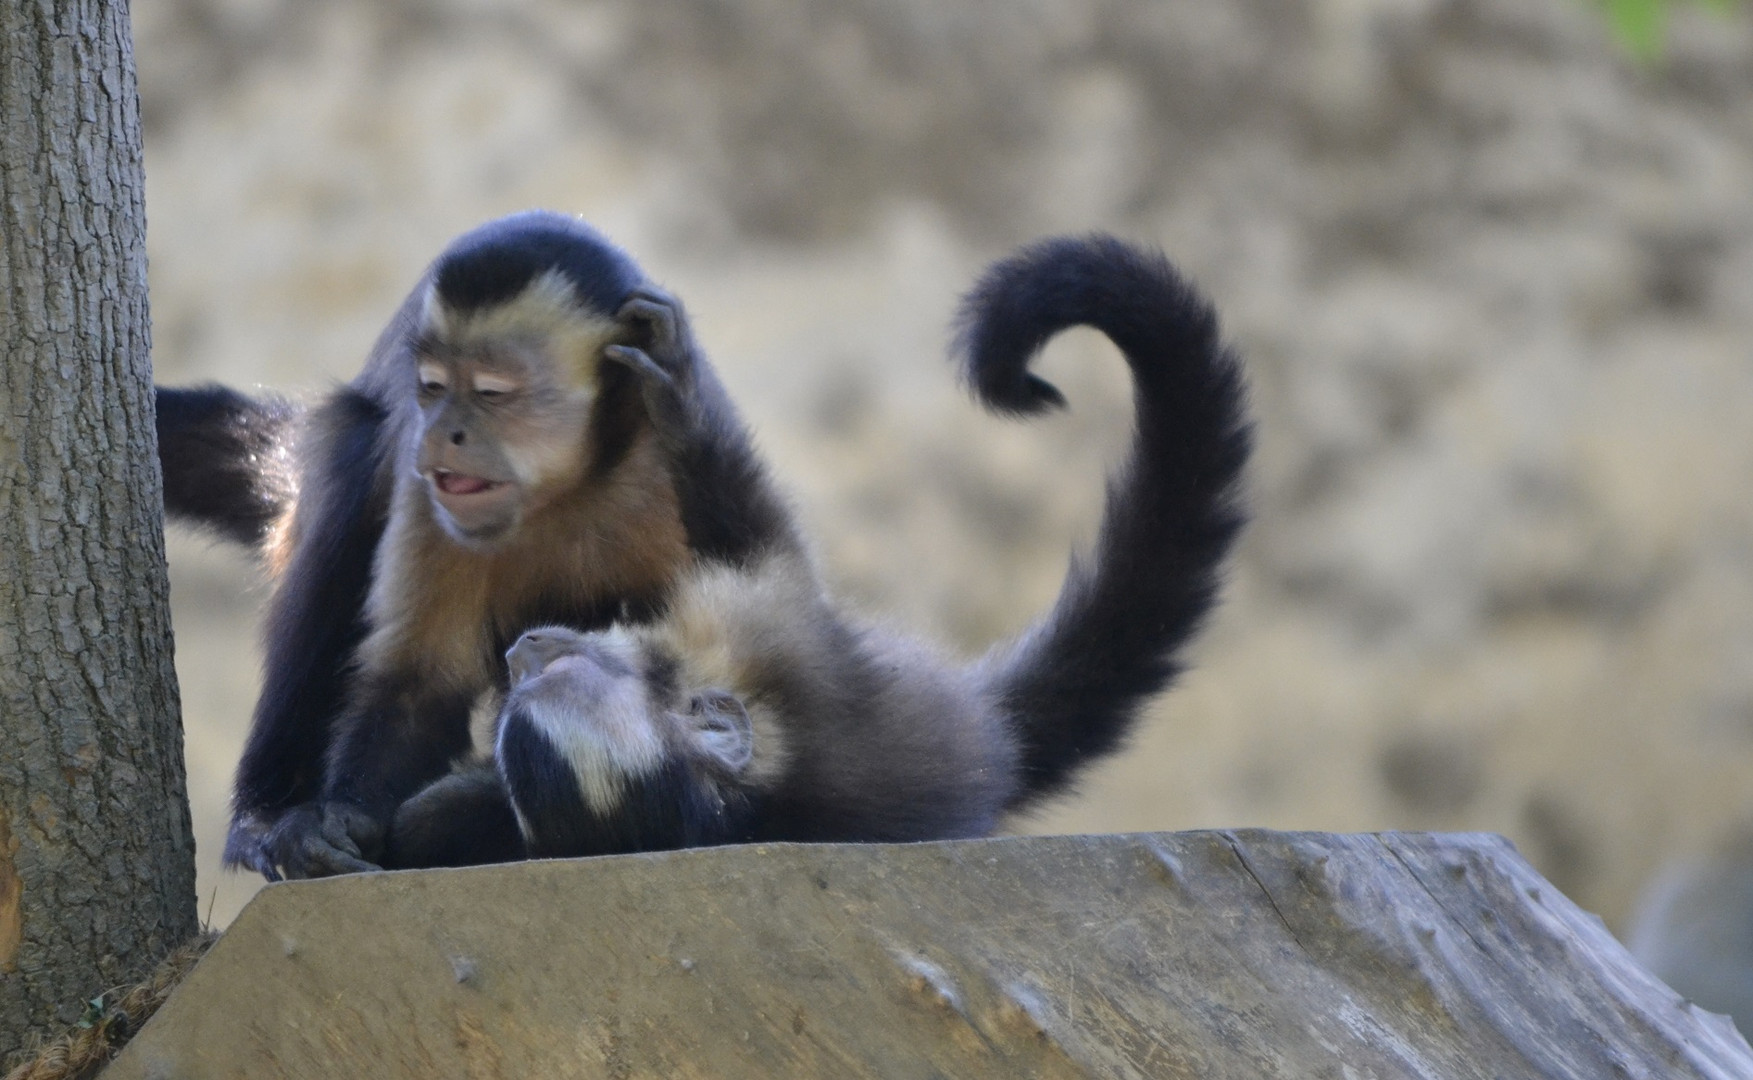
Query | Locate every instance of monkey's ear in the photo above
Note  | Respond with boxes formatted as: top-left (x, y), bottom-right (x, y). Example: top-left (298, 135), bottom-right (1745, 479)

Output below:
top-left (684, 689), bottom-right (753, 774)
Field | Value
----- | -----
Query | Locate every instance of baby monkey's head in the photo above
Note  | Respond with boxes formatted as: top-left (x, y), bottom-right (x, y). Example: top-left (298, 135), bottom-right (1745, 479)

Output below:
top-left (495, 625), bottom-right (753, 856)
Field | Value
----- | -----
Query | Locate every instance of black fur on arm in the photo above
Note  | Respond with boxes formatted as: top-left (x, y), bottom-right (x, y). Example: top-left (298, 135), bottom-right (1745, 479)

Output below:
top-left (954, 235), bottom-right (1253, 809)
top-left (321, 676), bottom-right (478, 828)
top-left (225, 389), bottom-right (390, 865)
top-left (155, 384), bottom-right (298, 547)
top-left (382, 764), bottom-right (526, 869)
top-left (609, 292), bottom-right (802, 569)
top-left (662, 365), bottom-right (800, 567)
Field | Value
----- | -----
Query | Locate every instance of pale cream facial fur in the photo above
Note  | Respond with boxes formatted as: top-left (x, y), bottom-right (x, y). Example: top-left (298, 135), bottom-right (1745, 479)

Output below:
top-left (414, 272), bottom-right (619, 516)
top-left (417, 271), bottom-right (617, 391)
top-left (502, 627), bottom-right (666, 816)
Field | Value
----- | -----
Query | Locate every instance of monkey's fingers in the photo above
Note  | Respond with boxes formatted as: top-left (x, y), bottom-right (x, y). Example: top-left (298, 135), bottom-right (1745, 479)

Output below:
top-left (234, 841), bottom-right (283, 882)
top-left (250, 850), bottom-right (285, 883)
top-left (616, 294), bottom-right (687, 361)
top-left (267, 837), bottom-right (313, 880)
top-left (267, 827), bottom-right (322, 879)
top-left (299, 839), bottom-right (382, 878)
top-left (623, 284), bottom-right (680, 308)
top-left (225, 817), bottom-right (286, 882)
top-left (603, 344), bottom-right (675, 393)
top-left (283, 817), bottom-right (379, 878)
top-left (605, 345), bottom-right (690, 443)
top-left (322, 802), bottom-right (387, 859)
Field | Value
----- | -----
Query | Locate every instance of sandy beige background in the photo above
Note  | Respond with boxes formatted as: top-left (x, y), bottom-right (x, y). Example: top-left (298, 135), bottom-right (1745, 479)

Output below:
top-left (134, 0), bottom-right (1753, 931)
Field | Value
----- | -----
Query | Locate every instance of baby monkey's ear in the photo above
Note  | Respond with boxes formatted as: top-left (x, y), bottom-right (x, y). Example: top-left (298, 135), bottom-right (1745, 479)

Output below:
top-left (682, 689), bottom-right (753, 773)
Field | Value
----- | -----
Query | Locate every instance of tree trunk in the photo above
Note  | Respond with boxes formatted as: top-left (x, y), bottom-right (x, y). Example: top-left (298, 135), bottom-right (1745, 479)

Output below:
top-left (0, 0), bottom-right (198, 1060)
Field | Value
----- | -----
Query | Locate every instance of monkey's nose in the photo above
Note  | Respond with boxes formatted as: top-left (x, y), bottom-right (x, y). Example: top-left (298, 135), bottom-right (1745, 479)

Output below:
top-left (450, 430), bottom-right (466, 446)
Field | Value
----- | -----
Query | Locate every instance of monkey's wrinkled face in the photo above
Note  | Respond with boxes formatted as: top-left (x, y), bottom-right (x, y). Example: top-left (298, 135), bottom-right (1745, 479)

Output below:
top-left (497, 625), bottom-right (756, 857)
top-left (411, 274), bottom-right (617, 547)
top-left (500, 625), bottom-right (754, 807)
top-left (413, 337), bottom-right (596, 544)
top-left (501, 626), bottom-right (668, 814)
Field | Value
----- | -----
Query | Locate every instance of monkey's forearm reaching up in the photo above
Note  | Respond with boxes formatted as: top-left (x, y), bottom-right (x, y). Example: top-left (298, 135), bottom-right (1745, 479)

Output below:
top-left (606, 289), bottom-right (804, 569)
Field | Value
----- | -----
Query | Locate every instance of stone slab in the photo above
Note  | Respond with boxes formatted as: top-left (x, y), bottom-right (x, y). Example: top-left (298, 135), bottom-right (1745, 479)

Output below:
top-left (104, 831), bottom-right (1753, 1078)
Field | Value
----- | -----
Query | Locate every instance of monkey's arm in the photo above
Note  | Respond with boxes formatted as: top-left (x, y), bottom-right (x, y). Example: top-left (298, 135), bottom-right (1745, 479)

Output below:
top-left (607, 290), bottom-right (803, 567)
top-left (383, 764), bottom-right (526, 869)
top-left (311, 677), bottom-right (478, 874)
top-left (224, 389), bottom-right (390, 880)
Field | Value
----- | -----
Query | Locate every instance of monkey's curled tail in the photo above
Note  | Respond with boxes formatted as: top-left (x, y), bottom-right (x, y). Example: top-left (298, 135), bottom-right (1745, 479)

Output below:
top-left (954, 235), bottom-right (1252, 811)
top-left (156, 384), bottom-right (300, 548)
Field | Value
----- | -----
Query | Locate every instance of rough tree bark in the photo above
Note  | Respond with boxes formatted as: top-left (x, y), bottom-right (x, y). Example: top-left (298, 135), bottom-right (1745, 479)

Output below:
top-left (0, 0), bottom-right (198, 1060)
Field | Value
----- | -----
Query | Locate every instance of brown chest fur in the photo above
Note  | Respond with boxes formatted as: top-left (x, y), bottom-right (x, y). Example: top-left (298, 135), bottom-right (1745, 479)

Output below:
top-left (361, 434), bottom-right (688, 694)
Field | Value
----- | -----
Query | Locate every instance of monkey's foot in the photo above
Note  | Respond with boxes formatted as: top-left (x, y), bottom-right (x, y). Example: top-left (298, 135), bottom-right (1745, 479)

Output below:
top-left (227, 803), bottom-right (385, 882)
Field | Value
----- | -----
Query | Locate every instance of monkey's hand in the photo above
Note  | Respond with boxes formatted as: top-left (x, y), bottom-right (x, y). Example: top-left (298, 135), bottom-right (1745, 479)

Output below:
top-left (606, 287), bottom-right (704, 452)
top-left (226, 802), bottom-right (385, 881)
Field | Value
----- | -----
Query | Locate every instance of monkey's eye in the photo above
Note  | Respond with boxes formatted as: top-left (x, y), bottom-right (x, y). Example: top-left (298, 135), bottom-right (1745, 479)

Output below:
top-left (473, 373), bottom-right (519, 399)
top-left (417, 363), bottom-right (450, 395)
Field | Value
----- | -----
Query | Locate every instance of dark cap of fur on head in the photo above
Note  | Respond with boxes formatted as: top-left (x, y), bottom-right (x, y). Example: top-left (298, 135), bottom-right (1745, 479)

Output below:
top-left (432, 210), bottom-right (644, 316)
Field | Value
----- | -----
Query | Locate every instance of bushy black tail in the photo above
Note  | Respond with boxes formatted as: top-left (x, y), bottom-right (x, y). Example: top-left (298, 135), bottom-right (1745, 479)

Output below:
top-left (155, 384), bottom-right (300, 548)
top-left (955, 235), bottom-right (1252, 810)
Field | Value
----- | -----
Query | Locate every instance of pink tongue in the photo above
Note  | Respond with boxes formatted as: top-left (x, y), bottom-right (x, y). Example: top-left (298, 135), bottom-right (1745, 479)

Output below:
top-left (437, 472), bottom-right (493, 496)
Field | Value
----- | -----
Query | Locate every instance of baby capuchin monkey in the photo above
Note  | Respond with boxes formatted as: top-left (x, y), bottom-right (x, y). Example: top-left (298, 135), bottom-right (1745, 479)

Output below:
top-left (385, 625), bottom-right (755, 867)
top-left (384, 234), bottom-right (1253, 864)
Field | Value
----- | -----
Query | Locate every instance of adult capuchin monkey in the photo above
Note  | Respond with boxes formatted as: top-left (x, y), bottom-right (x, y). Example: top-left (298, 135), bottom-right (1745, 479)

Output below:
top-left (157, 211), bottom-right (752, 879)
top-left (383, 234), bottom-right (1253, 867)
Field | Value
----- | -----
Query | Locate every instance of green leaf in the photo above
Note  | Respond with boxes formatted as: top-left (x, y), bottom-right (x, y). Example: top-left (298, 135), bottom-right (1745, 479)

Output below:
top-left (1605, 0), bottom-right (1667, 61)
top-left (75, 994), bottom-right (107, 1029)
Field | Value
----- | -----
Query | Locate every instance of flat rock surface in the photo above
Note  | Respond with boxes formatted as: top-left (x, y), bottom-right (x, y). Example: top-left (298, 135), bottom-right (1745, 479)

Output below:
top-left (105, 832), bottom-right (1753, 1078)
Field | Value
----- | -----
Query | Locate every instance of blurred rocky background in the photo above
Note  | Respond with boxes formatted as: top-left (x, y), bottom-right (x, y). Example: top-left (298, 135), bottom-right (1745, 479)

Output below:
top-left (136, 0), bottom-right (1753, 932)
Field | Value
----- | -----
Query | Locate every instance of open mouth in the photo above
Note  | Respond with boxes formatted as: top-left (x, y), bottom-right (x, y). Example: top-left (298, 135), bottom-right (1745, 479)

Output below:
top-left (432, 469), bottom-right (503, 497)
top-left (427, 469), bottom-right (520, 538)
